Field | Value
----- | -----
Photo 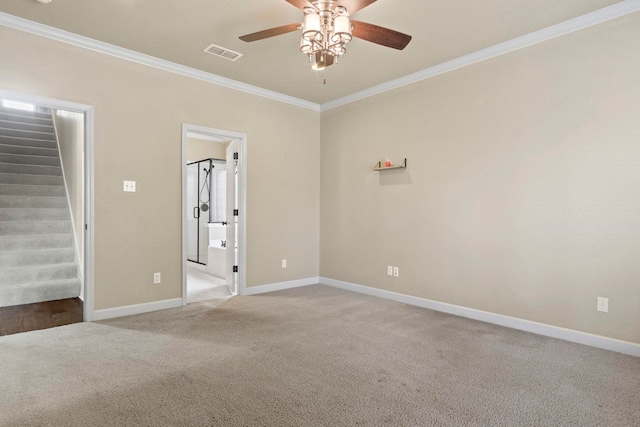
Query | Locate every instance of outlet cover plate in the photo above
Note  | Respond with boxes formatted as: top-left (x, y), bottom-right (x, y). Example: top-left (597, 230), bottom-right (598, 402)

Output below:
top-left (153, 272), bottom-right (161, 284)
top-left (597, 297), bottom-right (608, 312)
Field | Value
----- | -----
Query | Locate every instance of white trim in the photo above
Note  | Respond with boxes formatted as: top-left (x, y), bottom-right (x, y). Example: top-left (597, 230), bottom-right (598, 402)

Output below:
top-left (83, 107), bottom-right (95, 321)
top-left (0, 12), bottom-right (319, 113)
top-left (320, 277), bottom-right (640, 357)
top-left (181, 124), bottom-right (248, 304)
top-left (93, 298), bottom-right (182, 321)
top-left (321, 1), bottom-right (640, 111)
top-left (243, 277), bottom-right (319, 296)
top-left (0, 89), bottom-right (95, 322)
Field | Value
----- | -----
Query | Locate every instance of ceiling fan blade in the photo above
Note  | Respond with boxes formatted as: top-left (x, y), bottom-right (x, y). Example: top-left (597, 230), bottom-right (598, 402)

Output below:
top-left (284, 0), bottom-right (313, 10)
top-left (351, 20), bottom-right (412, 50)
top-left (239, 23), bottom-right (300, 42)
top-left (336, 0), bottom-right (377, 14)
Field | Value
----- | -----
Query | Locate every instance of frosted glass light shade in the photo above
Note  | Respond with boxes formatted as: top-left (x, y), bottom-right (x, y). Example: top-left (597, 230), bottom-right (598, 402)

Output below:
top-left (300, 37), bottom-right (313, 54)
top-left (332, 15), bottom-right (352, 43)
top-left (302, 11), bottom-right (321, 41)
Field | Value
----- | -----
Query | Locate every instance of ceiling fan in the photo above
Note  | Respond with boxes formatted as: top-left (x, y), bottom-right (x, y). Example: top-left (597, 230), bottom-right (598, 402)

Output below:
top-left (239, 0), bottom-right (412, 70)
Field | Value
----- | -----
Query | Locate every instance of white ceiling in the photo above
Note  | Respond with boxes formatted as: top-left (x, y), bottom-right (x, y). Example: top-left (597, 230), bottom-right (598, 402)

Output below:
top-left (0, 0), bottom-right (629, 105)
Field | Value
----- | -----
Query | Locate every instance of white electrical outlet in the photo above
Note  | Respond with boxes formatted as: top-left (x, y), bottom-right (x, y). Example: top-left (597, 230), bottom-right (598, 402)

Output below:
top-left (282, 259), bottom-right (287, 268)
top-left (153, 272), bottom-right (161, 284)
top-left (123, 180), bottom-right (136, 192)
top-left (387, 266), bottom-right (393, 276)
top-left (393, 267), bottom-right (399, 277)
top-left (597, 297), bottom-right (608, 312)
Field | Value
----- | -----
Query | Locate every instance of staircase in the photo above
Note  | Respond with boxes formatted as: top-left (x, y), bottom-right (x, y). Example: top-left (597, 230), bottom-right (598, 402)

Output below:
top-left (0, 105), bottom-right (81, 307)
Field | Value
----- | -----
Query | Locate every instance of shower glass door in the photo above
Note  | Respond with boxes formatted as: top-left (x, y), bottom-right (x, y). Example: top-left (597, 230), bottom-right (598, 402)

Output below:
top-left (186, 159), bottom-right (212, 265)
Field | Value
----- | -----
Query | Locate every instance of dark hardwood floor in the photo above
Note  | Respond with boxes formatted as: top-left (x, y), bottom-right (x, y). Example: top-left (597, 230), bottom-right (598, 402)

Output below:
top-left (0, 298), bottom-right (83, 336)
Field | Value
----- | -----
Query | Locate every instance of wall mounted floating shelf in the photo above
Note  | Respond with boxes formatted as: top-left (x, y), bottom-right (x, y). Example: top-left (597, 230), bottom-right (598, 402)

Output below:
top-left (374, 158), bottom-right (407, 171)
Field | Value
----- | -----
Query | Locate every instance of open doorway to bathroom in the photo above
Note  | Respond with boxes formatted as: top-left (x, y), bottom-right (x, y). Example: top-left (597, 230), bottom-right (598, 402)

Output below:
top-left (182, 124), bottom-right (246, 305)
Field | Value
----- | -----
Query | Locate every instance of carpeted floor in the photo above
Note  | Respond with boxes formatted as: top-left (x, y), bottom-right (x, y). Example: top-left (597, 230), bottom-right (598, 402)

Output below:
top-left (0, 285), bottom-right (638, 426)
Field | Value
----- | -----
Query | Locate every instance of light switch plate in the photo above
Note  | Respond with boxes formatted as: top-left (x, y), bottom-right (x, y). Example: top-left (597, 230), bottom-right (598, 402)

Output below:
top-left (123, 180), bottom-right (136, 192)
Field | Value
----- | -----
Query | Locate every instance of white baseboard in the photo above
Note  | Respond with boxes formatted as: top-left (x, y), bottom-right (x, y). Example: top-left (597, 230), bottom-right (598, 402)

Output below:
top-left (243, 277), bottom-right (319, 296)
top-left (93, 298), bottom-right (183, 321)
top-left (320, 277), bottom-right (640, 358)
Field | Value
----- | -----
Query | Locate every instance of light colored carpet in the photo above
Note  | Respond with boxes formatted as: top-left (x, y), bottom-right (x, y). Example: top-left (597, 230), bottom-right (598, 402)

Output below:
top-left (0, 285), bottom-right (638, 426)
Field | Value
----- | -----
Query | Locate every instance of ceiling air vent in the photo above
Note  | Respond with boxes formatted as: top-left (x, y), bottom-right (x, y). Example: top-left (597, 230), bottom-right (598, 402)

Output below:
top-left (204, 44), bottom-right (243, 62)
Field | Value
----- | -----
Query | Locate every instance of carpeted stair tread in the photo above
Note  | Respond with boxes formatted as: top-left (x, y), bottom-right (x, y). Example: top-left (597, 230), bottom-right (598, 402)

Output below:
top-left (0, 234), bottom-right (73, 251)
top-left (0, 195), bottom-right (67, 208)
top-left (0, 163), bottom-right (62, 176)
top-left (0, 183), bottom-right (65, 196)
top-left (0, 135), bottom-right (58, 149)
top-left (0, 173), bottom-right (64, 186)
top-left (0, 278), bottom-right (80, 307)
top-left (0, 262), bottom-right (77, 284)
top-left (0, 119), bottom-right (53, 133)
top-left (0, 207), bottom-right (70, 221)
top-left (0, 220), bottom-right (71, 235)
top-left (0, 153), bottom-right (61, 167)
top-left (0, 111), bottom-right (53, 126)
top-left (0, 143), bottom-right (59, 157)
top-left (0, 127), bottom-right (55, 141)
top-left (0, 248), bottom-right (75, 267)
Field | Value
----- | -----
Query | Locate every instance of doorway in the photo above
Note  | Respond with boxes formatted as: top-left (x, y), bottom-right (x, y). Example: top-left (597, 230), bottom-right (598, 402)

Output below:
top-left (181, 124), bottom-right (246, 305)
top-left (0, 89), bottom-right (95, 323)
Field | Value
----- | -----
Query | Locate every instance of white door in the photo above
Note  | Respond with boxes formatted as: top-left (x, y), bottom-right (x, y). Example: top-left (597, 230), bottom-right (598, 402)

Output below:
top-left (225, 140), bottom-right (238, 295)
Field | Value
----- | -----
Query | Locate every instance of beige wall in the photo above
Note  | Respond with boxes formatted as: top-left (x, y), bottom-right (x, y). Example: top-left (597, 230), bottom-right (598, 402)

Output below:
top-left (2, 12), bottom-right (637, 345)
top-left (320, 13), bottom-right (640, 343)
top-left (0, 26), bottom-right (320, 310)
top-left (52, 109), bottom-right (84, 269)
top-left (186, 137), bottom-right (228, 162)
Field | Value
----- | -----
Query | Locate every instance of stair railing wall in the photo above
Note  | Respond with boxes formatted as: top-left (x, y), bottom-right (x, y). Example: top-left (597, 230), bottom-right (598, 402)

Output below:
top-left (51, 109), bottom-right (84, 287)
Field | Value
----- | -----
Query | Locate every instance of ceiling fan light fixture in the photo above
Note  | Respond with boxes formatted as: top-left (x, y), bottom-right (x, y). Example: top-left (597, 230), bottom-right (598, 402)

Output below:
top-left (329, 44), bottom-right (346, 56)
top-left (298, 1), bottom-right (354, 69)
top-left (239, 0), bottom-right (412, 71)
top-left (311, 51), bottom-right (327, 71)
top-left (311, 62), bottom-right (325, 71)
top-left (302, 9), bottom-right (322, 41)
top-left (331, 15), bottom-right (352, 44)
top-left (300, 37), bottom-right (313, 54)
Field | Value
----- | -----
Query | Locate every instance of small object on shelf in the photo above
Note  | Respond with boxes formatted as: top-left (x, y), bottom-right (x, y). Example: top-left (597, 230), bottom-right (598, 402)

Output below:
top-left (374, 158), bottom-right (407, 171)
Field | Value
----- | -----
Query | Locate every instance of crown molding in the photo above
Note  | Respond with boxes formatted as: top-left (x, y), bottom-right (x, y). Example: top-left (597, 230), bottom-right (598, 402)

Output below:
top-left (2, 1), bottom-right (639, 113)
top-left (0, 12), bottom-right (321, 112)
top-left (321, 0), bottom-right (640, 111)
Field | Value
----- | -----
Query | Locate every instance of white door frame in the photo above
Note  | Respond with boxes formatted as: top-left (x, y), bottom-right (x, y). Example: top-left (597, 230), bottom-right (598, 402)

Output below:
top-left (181, 123), bottom-right (247, 303)
top-left (0, 89), bottom-right (96, 321)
